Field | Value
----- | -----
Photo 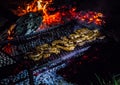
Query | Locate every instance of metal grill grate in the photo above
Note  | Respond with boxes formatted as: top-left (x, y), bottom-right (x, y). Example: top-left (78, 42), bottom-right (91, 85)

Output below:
top-left (0, 21), bottom-right (105, 63)
top-left (0, 51), bottom-right (16, 68)
top-left (1, 21), bottom-right (76, 57)
top-left (0, 70), bottom-right (29, 85)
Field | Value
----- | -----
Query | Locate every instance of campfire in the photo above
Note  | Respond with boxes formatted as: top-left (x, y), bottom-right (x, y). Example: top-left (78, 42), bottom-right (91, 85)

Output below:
top-left (6, 0), bottom-right (105, 39)
top-left (1, 0), bottom-right (120, 85)
top-left (0, 0), bottom-right (106, 60)
top-left (0, 0), bottom-right (114, 85)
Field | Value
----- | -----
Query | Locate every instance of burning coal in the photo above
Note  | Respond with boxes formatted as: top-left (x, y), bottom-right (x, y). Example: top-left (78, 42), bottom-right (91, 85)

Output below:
top-left (6, 0), bottom-right (105, 40)
top-left (11, 0), bottom-right (105, 27)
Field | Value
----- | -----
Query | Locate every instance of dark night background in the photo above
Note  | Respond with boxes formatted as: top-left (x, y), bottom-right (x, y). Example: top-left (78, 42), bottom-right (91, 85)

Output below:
top-left (0, 0), bottom-right (120, 84)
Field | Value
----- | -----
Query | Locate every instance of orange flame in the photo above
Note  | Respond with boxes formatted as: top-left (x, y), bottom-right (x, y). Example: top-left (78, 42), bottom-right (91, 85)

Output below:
top-left (43, 12), bottom-right (62, 25)
top-left (11, 0), bottom-right (105, 31)
top-left (12, 0), bottom-right (52, 16)
top-left (7, 24), bottom-right (16, 40)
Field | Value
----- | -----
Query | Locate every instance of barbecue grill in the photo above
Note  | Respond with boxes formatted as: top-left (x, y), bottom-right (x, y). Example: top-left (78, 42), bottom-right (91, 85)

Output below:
top-left (0, 0), bottom-right (119, 85)
top-left (0, 17), bottom-right (107, 84)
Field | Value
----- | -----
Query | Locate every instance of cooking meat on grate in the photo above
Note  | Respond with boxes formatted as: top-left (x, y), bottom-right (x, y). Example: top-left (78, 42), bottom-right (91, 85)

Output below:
top-left (26, 28), bottom-right (105, 61)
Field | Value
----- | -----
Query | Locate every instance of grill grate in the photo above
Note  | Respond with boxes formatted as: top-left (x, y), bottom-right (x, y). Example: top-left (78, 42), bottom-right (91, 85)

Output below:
top-left (0, 70), bottom-right (29, 85)
top-left (0, 21), bottom-right (105, 62)
top-left (0, 50), bottom-right (16, 68)
top-left (1, 21), bottom-right (76, 57)
top-left (0, 20), bottom-right (107, 85)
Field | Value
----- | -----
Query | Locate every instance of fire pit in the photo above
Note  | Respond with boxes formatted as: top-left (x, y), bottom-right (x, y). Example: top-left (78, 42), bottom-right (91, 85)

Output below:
top-left (1, 0), bottom-right (119, 85)
top-left (0, 0), bottom-right (105, 61)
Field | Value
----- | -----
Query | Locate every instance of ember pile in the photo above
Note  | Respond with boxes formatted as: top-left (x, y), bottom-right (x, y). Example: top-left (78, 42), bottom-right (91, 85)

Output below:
top-left (11, 0), bottom-right (105, 25)
top-left (5, 0), bottom-right (105, 40)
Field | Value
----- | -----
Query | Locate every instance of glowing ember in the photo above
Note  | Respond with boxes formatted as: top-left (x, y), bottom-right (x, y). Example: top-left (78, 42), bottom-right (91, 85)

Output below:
top-left (40, 10), bottom-right (105, 28)
top-left (42, 12), bottom-right (62, 26)
top-left (75, 11), bottom-right (105, 25)
top-left (2, 43), bottom-right (12, 54)
top-left (7, 24), bottom-right (16, 40)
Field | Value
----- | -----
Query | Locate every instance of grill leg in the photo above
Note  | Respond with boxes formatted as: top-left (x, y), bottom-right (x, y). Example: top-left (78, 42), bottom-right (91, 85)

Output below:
top-left (28, 69), bottom-right (34, 85)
